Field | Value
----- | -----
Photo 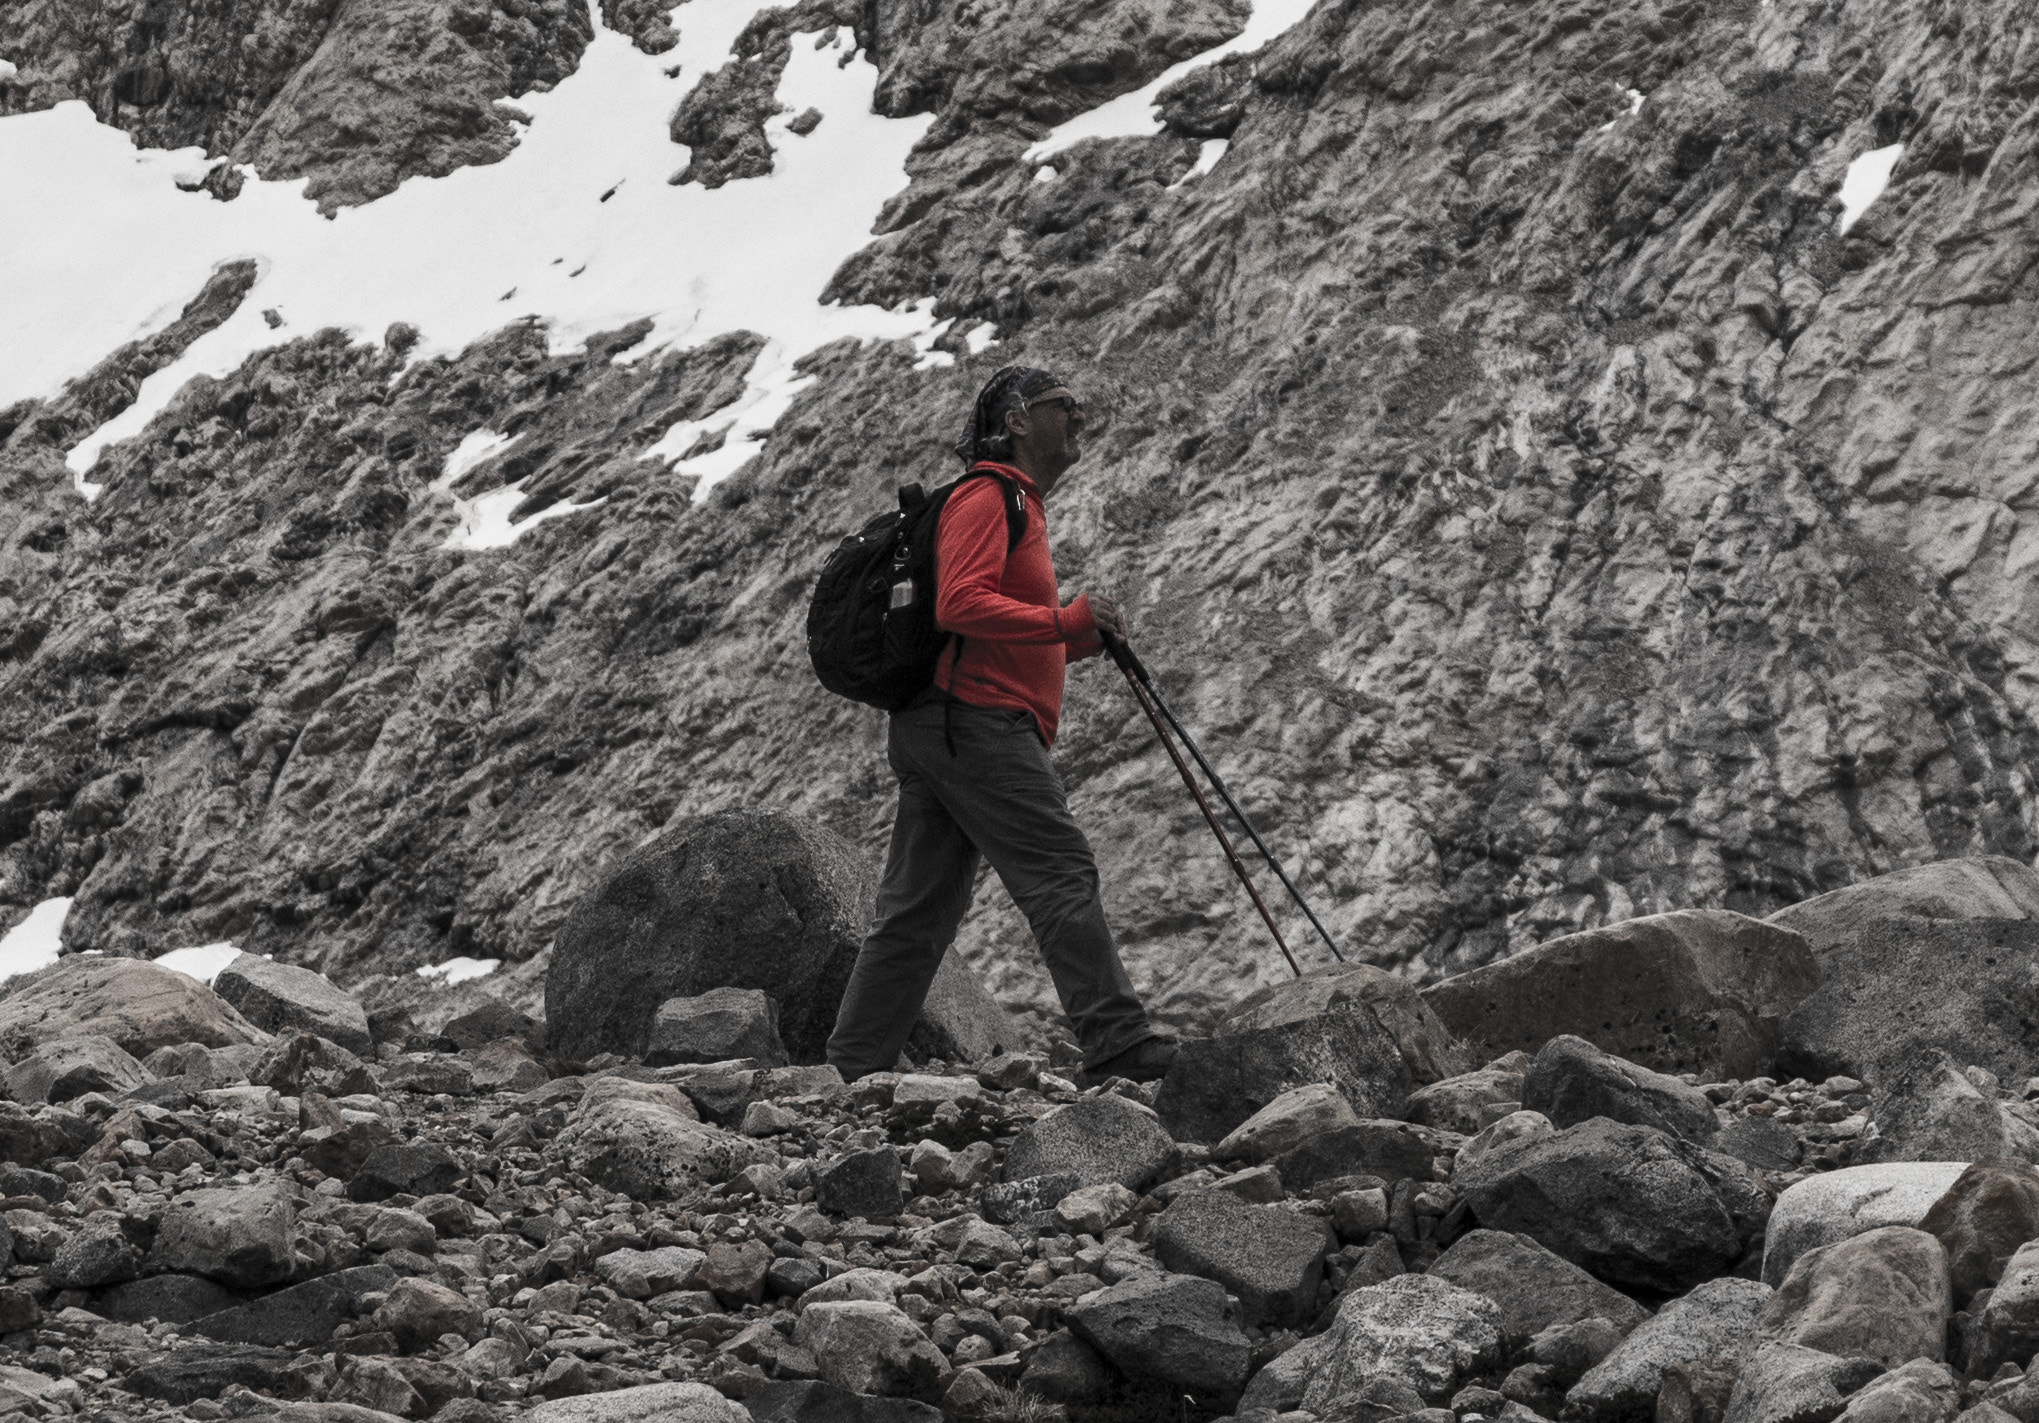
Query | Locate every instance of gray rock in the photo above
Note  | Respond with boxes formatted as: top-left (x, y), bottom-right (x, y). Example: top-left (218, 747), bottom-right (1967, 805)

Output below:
top-left (1457, 1119), bottom-right (1762, 1292)
top-left (815, 1148), bottom-right (906, 1219)
top-left (371, 1276), bottom-right (483, 1353)
top-left (1868, 1049), bottom-right (2034, 1164)
top-left (545, 808), bottom-right (871, 1064)
top-left (1236, 1333), bottom-right (1335, 1415)
top-left (1003, 1094), bottom-right (1175, 1192)
top-left (528, 1380), bottom-right (751, 1423)
top-left (0, 958), bottom-right (269, 1061)
top-left (1213, 1082), bottom-right (1361, 1163)
top-left (793, 1300), bottom-right (946, 1400)
top-left (1151, 1188), bottom-right (1336, 1327)
top-left (1772, 860), bottom-right (2039, 953)
top-left (92, 1273), bottom-right (245, 1325)
top-left (5, 1033), bottom-right (151, 1103)
top-left (46, 1217), bottom-right (143, 1288)
top-left (124, 1343), bottom-right (317, 1404)
top-left (554, 1077), bottom-right (765, 1200)
top-left (906, 952), bottom-right (1024, 1066)
top-left (1427, 1229), bottom-right (1649, 1345)
top-left (647, 987), bottom-right (789, 1068)
top-left (1834, 1361), bottom-right (1960, 1423)
top-left (1422, 910), bottom-right (1820, 1080)
top-left (348, 1142), bottom-right (462, 1202)
top-left (1273, 1118), bottom-right (1452, 1190)
top-left (148, 1182), bottom-right (298, 1290)
top-left (1521, 1035), bottom-right (1719, 1144)
top-left (1155, 1001), bottom-right (1412, 1144)
top-left (1970, 1238), bottom-right (2039, 1377)
top-left (1919, 1159), bottom-right (2039, 1301)
top-left (378, 1053), bottom-right (475, 1096)
top-left (214, 954), bottom-right (373, 1054)
top-left (982, 1173), bottom-right (1082, 1225)
top-left (1776, 914), bottom-right (2039, 1088)
top-left (746, 1380), bottom-right (945, 1423)
top-left (1018, 1329), bottom-right (1112, 1405)
top-left (1300, 1274), bottom-right (1504, 1412)
top-left (1567, 1279), bottom-right (1774, 1423)
top-left (1765, 1164), bottom-right (1971, 1286)
top-left (190, 1265), bottom-right (398, 1347)
top-left (441, 998), bottom-right (545, 1053)
top-left (1723, 1345), bottom-right (1886, 1423)
top-left (1719, 1117), bottom-right (1805, 1173)
top-left (1408, 1066), bottom-right (1529, 1136)
top-left (594, 1246), bottom-right (706, 1299)
top-left (1068, 1272), bottom-right (1253, 1398)
top-left (1218, 962), bottom-right (1474, 1085)
top-left (796, 1267), bottom-right (901, 1312)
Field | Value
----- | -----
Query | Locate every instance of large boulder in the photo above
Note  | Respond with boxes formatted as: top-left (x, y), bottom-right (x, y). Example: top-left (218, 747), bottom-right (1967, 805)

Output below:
top-left (4, 1034), bottom-right (151, 1103)
top-left (1724, 1345), bottom-right (1886, 1423)
top-left (1219, 962), bottom-right (1473, 1084)
top-left (1421, 909), bottom-right (1819, 1079)
top-left (0, 957), bottom-right (268, 1059)
top-left (1151, 1188), bottom-right (1335, 1327)
top-left (1426, 1230), bottom-right (1650, 1345)
top-left (1155, 1001), bottom-right (1411, 1146)
top-left (1457, 1118), bottom-right (1766, 1292)
top-left (545, 808), bottom-right (1013, 1065)
top-left (1299, 1274), bottom-right (1504, 1412)
top-left (1002, 1094), bottom-right (1175, 1192)
top-left (1521, 1036), bottom-right (1719, 1144)
top-left (212, 955), bottom-right (372, 1055)
top-left (1756, 1227), bottom-right (1951, 1367)
top-left (554, 1076), bottom-right (766, 1199)
top-left (1867, 1048), bottom-right (2039, 1163)
top-left (1776, 913), bottom-right (2039, 1087)
top-left (1830, 1361), bottom-right (1959, 1423)
top-left (190, 1266), bottom-right (397, 1347)
top-left (1917, 1159), bottom-right (2039, 1301)
top-left (1770, 858), bottom-right (2039, 951)
top-left (147, 1183), bottom-right (299, 1290)
top-left (1067, 1273), bottom-right (1253, 1399)
top-left (1764, 1163), bottom-right (1970, 1285)
top-left (792, 1301), bottom-right (946, 1400)
top-left (1566, 1279), bottom-right (1773, 1423)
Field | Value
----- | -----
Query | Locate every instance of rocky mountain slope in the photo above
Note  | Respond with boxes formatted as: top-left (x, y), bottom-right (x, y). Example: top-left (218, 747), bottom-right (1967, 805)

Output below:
top-left (6, 0), bottom-right (2039, 1038)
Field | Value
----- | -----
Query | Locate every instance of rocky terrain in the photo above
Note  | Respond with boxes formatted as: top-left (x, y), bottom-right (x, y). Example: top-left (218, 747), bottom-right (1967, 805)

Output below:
top-left (2, 847), bottom-right (2038, 1423)
top-left (7, 0), bottom-right (2039, 1034)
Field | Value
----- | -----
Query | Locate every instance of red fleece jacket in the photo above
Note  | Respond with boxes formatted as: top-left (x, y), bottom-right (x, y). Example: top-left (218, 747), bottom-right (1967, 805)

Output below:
top-left (933, 462), bottom-right (1101, 745)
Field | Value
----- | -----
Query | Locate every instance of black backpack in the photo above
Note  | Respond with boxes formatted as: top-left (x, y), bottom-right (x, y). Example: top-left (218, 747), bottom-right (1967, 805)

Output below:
top-left (808, 468), bottom-right (1027, 711)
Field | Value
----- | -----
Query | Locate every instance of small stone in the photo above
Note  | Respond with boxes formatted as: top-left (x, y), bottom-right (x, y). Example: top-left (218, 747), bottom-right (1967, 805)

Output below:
top-left (371, 1277), bottom-right (483, 1353)
top-left (794, 1301), bottom-right (947, 1400)
top-left (1053, 1183), bottom-right (1140, 1235)
top-left (1302, 1274), bottom-right (1503, 1411)
top-left (1331, 1187), bottom-right (1390, 1240)
top-left (595, 1246), bottom-right (705, 1299)
top-left (699, 1240), bottom-right (773, 1306)
top-left (1723, 1344), bottom-right (1886, 1423)
top-left (1153, 1188), bottom-right (1336, 1327)
top-left (815, 1148), bottom-right (905, 1218)
top-left (348, 1142), bottom-right (462, 1202)
top-left (647, 988), bottom-right (788, 1068)
top-left (742, 1101), bottom-right (802, 1137)
top-left (1522, 1035), bottom-right (1720, 1144)
top-left (1003, 1095), bottom-right (1176, 1192)
top-left (1067, 1272), bottom-right (1253, 1398)
top-left (1214, 1082), bottom-right (1361, 1162)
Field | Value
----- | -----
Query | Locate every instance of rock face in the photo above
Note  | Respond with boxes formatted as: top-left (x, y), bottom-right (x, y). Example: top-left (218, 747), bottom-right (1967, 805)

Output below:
top-left (0, 959), bottom-right (268, 1059)
top-left (1521, 1035), bottom-right (1721, 1144)
top-left (214, 954), bottom-right (373, 1054)
top-left (1457, 1118), bottom-right (1764, 1291)
top-left (1153, 1001), bottom-right (1412, 1143)
top-left (1421, 911), bottom-right (1820, 1080)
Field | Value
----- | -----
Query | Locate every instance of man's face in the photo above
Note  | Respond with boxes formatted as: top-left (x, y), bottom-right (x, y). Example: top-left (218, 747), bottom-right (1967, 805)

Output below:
top-left (1012, 387), bottom-right (1085, 470)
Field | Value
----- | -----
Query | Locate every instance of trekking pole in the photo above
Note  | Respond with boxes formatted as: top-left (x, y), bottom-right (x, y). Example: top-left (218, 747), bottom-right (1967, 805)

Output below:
top-left (1105, 634), bottom-right (1302, 979)
top-left (1107, 633), bottom-right (1346, 965)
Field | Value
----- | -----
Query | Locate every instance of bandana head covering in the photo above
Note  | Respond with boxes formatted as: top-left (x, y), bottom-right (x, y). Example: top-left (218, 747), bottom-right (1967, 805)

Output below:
top-left (954, 364), bottom-right (1065, 464)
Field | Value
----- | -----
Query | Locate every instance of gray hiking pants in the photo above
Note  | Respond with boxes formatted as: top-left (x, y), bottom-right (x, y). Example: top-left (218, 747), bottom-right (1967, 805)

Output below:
top-left (826, 694), bottom-right (1157, 1081)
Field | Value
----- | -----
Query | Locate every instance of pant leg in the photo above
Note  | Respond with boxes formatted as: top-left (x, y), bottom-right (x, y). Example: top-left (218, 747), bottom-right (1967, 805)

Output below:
top-left (825, 726), bottom-right (983, 1081)
top-left (893, 699), bottom-right (1157, 1071)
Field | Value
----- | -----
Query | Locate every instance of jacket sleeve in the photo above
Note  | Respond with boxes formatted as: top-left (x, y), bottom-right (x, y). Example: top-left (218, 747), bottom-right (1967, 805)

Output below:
top-left (934, 481), bottom-right (1087, 645)
top-left (1063, 595), bottom-right (1103, 662)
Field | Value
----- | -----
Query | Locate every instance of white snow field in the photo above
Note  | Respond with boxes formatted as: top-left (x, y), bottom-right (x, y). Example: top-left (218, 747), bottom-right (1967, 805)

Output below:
top-left (153, 942), bottom-right (249, 986)
top-left (0, 898), bottom-right (71, 984)
top-left (1839, 142), bottom-right (1904, 234)
top-left (417, 957), bottom-right (502, 986)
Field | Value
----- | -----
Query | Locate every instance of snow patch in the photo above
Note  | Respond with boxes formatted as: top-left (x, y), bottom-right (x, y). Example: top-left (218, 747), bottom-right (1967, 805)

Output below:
top-left (1, 2), bottom-right (941, 505)
top-left (1598, 87), bottom-right (1645, 133)
top-left (1034, 166), bottom-right (1058, 183)
top-left (0, 61), bottom-right (17, 83)
top-left (432, 430), bottom-right (605, 548)
top-left (1839, 143), bottom-right (1903, 234)
top-left (965, 322), bottom-right (999, 355)
top-left (0, 898), bottom-right (69, 984)
top-left (1168, 138), bottom-right (1229, 188)
top-left (155, 942), bottom-right (248, 986)
top-left (1026, 0), bottom-right (1319, 162)
top-left (417, 956), bottom-right (500, 985)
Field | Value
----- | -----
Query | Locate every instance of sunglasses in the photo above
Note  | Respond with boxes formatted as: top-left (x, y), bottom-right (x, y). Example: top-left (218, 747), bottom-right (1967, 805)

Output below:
top-left (1025, 394), bottom-right (1083, 418)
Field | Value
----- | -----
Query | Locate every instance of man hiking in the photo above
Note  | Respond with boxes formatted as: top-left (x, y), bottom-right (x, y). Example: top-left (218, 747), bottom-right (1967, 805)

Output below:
top-left (825, 365), bottom-right (1178, 1086)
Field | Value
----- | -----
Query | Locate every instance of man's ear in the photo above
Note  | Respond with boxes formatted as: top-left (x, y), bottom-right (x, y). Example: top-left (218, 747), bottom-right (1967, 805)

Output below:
top-left (1003, 407), bottom-right (1030, 442)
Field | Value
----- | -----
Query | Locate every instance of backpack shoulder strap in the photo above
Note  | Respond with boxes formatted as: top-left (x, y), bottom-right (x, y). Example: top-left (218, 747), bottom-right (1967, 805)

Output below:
top-left (956, 467), bottom-right (1027, 553)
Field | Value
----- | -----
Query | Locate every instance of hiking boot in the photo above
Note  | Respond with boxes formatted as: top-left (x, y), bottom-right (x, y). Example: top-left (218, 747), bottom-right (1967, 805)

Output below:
top-left (1079, 1035), bottom-right (1179, 1088)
